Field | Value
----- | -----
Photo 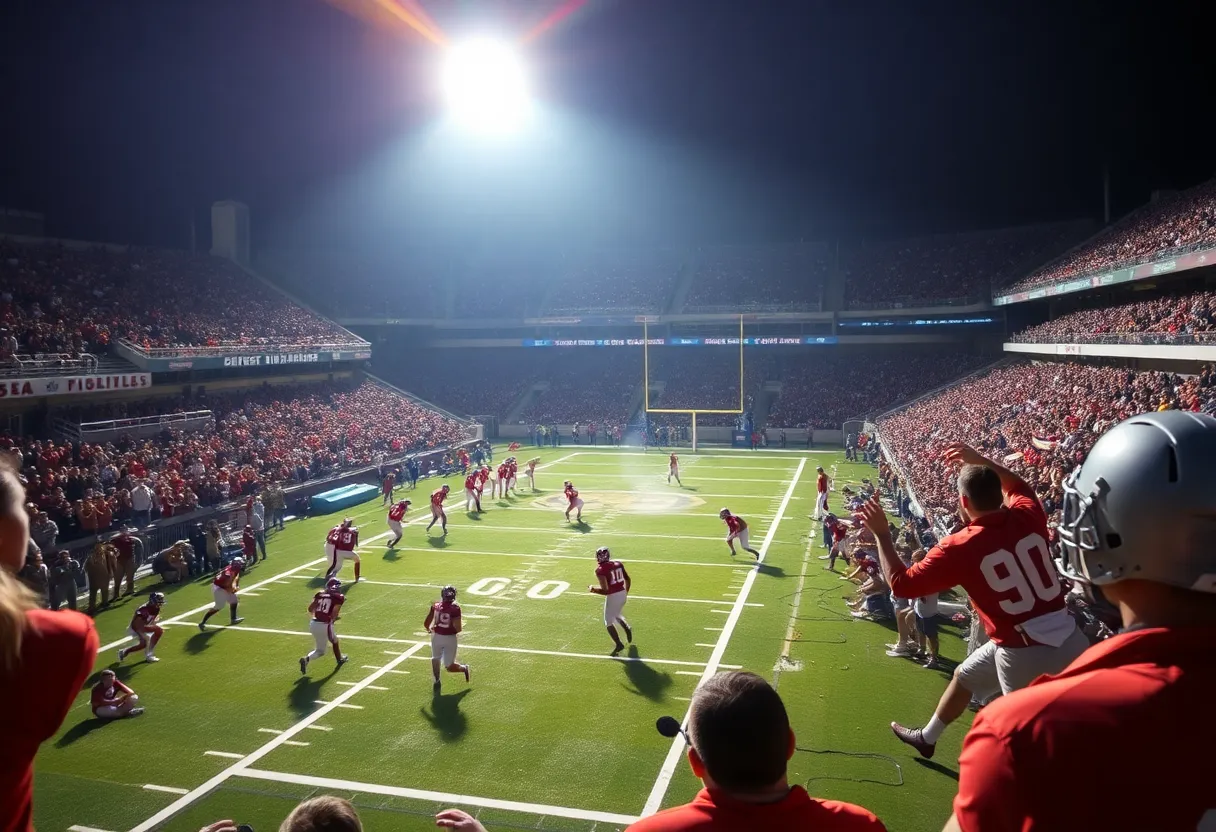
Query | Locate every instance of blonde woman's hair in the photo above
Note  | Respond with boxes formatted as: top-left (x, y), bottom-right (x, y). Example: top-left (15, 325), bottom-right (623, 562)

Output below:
top-left (0, 454), bottom-right (38, 672)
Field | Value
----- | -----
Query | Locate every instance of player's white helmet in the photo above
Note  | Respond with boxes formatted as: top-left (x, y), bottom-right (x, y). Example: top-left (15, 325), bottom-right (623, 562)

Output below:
top-left (441, 585), bottom-right (457, 602)
top-left (1059, 410), bottom-right (1216, 595)
top-left (564, 480), bottom-right (572, 488)
top-left (596, 546), bottom-right (611, 563)
top-left (719, 507), bottom-right (730, 519)
top-left (326, 577), bottom-right (342, 592)
top-left (231, 556), bottom-right (245, 570)
top-left (342, 517), bottom-right (353, 528)
top-left (148, 591), bottom-right (166, 607)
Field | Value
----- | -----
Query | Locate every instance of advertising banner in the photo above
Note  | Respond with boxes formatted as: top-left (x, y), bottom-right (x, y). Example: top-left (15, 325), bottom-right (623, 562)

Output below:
top-left (141, 349), bottom-right (372, 372)
top-left (993, 246), bottom-right (1216, 306)
top-left (0, 373), bottom-right (152, 400)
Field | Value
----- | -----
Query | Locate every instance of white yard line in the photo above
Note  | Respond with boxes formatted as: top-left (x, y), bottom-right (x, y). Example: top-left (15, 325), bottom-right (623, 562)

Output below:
top-left (203, 751), bottom-right (244, 760)
top-left (96, 557), bottom-right (329, 654)
top-left (235, 768), bottom-right (638, 827)
top-left (69, 825), bottom-right (114, 832)
top-left (628, 595), bottom-right (762, 607)
top-left (353, 547), bottom-right (751, 570)
top-left (142, 784), bottom-right (189, 795)
top-left (640, 456), bottom-right (807, 817)
top-left (130, 642), bottom-right (427, 832)
top-left (381, 524), bottom-right (735, 543)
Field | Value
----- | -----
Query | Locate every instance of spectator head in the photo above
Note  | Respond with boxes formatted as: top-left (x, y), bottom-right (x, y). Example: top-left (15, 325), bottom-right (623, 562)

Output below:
top-left (97, 669), bottom-right (116, 686)
top-left (57, 550), bottom-right (71, 564)
top-left (686, 671), bottom-right (794, 795)
top-left (279, 796), bottom-right (362, 832)
top-left (957, 464), bottom-right (1003, 520)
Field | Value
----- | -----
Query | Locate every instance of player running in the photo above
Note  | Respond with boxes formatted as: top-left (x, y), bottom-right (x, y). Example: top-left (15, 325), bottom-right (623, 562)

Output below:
top-left (325, 518), bottom-right (361, 582)
top-left (564, 481), bottom-right (584, 523)
top-left (118, 592), bottom-right (165, 663)
top-left (525, 457), bottom-right (540, 491)
top-left (300, 577), bottom-right (349, 674)
top-left (387, 499), bottom-right (411, 547)
top-left (667, 452), bottom-right (682, 485)
top-left (589, 546), bottom-right (633, 654)
top-left (464, 470), bottom-right (482, 513)
top-left (720, 508), bottom-right (762, 558)
top-left (427, 484), bottom-right (451, 535)
top-left (858, 442), bottom-right (1089, 760)
top-left (815, 466), bottom-right (830, 519)
top-left (424, 585), bottom-right (470, 690)
top-left (199, 557), bottom-right (244, 630)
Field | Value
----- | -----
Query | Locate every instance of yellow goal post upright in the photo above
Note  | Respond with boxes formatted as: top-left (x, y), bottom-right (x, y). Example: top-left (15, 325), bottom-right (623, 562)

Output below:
top-left (643, 315), bottom-right (745, 453)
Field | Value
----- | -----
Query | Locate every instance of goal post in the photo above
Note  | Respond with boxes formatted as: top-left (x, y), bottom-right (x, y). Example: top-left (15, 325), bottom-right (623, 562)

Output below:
top-left (643, 316), bottom-right (745, 452)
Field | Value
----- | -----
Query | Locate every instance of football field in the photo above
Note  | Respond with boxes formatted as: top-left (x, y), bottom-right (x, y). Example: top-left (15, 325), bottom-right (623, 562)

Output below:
top-left (35, 447), bottom-right (969, 832)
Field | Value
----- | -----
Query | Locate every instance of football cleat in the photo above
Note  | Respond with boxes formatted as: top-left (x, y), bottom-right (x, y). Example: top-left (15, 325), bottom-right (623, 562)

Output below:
top-left (117, 648), bottom-right (127, 662)
top-left (622, 622), bottom-right (633, 643)
top-left (299, 657), bottom-right (308, 675)
top-left (890, 722), bottom-right (936, 759)
top-left (463, 664), bottom-right (471, 683)
top-left (596, 547), bottom-right (611, 563)
top-left (719, 507), bottom-right (730, 519)
top-left (441, 585), bottom-right (457, 602)
top-left (326, 577), bottom-right (342, 593)
top-left (337, 656), bottom-right (349, 667)
top-left (145, 655), bottom-right (160, 663)
top-left (148, 591), bottom-right (166, 608)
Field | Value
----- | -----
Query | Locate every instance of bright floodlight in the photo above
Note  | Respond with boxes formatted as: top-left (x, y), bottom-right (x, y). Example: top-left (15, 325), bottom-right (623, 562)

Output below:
top-left (442, 37), bottom-right (531, 132)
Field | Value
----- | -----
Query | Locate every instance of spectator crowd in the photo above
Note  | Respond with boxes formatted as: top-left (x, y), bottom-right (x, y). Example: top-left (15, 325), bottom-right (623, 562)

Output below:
top-left (1010, 287), bottom-right (1216, 344)
top-left (1003, 178), bottom-right (1216, 292)
top-left (684, 243), bottom-right (830, 311)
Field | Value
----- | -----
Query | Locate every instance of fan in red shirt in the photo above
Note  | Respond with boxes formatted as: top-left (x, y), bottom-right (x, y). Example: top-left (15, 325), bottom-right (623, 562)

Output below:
top-left (945, 412), bottom-right (1216, 832)
top-left (464, 471), bottom-right (482, 513)
top-left (424, 585), bottom-right (470, 690)
top-left (719, 508), bottom-right (761, 559)
top-left (199, 556), bottom-right (245, 630)
top-left (667, 452), bottom-right (682, 486)
top-left (324, 518), bottom-right (361, 582)
top-left (427, 484), bottom-right (451, 536)
top-left (300, 577), bottom-right (349, 674)
top-left (626, 671), bottom-right (885, 832)
top-left (564, 481), bottom-right (584, 523)
top-left (858, 442), bottom-right (1089, 759)
top-left (589, 546), bottom-right (633, 654)
top-left (387, 499), bottom-right (411, 548)
top-left (118, 592), bottom-right (165, 664)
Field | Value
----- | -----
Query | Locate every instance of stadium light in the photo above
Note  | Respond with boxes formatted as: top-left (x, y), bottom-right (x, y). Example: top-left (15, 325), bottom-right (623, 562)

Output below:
top-left (441, 37), bottom-right (532, 133)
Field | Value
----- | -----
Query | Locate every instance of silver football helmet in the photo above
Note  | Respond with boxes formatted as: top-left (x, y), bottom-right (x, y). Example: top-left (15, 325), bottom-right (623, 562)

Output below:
top-left (1058, 410), bottom-right (1216, 594)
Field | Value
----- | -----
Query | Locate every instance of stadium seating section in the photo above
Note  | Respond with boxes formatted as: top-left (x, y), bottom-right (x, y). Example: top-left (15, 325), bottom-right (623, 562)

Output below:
top-left (1011, 287), bottom-right (1216, 344)
top-left (1002, 178), bottom-right (1216, 292)
top-left (683, 244), bottom-right (830, 311)
top-left (7, 380), bottom-right (467, 543)
top-left (878, 360), bottom-right (1216, 529)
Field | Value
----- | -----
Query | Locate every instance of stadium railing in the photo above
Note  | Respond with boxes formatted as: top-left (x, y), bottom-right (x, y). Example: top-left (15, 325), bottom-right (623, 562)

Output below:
top-left (1008, 331), bottom-right (1216, 346)
top-left (0, 353), bottom-right (98, 378)
top-left (51, 410), bottom-right (215, 443)
top-left (682, 302), bottom-right (822, 314)
top-left (845, 294), bottom-right (983, 310)
top-left (116, 337), bottom-right (370, 358)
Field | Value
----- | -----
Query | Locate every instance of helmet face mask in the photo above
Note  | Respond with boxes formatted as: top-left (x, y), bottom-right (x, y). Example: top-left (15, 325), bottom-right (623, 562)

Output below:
top-left (149, 592), bottom-right (165, 607)
top-left (326, 577), bottom-right (342, 592)
top-left (719, 507), bottom-right (730, 519)
top-left (596, 547), bottom-right (611, 563)
top-left (441, 585), bottom-right (457, 602)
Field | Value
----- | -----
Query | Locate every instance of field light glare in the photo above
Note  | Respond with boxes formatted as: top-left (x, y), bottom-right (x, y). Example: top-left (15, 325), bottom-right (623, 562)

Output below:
top-left (441, 37), bottom-right (532, 132)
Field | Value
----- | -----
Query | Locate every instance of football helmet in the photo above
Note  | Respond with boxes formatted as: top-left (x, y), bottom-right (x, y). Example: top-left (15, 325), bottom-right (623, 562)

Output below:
top-left (441, 585), bottom-right (457, 602)
top-left (442, 483), bottom-right (450, 491)
top-left (231, 556), bottom-right (246, 570)
top-left (326, 577), bottom-right (342, 592)
top-left (148, 591), bottom-right (166, 607)
top-left (1059, 410), bottom-right (1216, 595)
top-left (564, 480), bottom-right (573, 488)
top-left (596, 546), bottom-right (611, 563)
top-left (342, 517), bottom-right (353, 528)
top-left (719, 507), bottom-right (731, 519)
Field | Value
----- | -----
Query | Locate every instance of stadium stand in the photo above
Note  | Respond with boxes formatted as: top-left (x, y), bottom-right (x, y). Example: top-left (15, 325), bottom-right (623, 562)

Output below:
top-left (1001, 178), bottom-right (1216, 292)
top-left (517, 352), bottom-right (640, 426)
top-left (1010, 287), bottom-right (1216, 344)
top-left (877, 359), bottom-right (1216, 529)
top-left (255, 250), bottom-right (447, 319)
top-left (384, 352), bottom-right (538, 420)
top-left (546, 247), bottom-right (684, 314)
top-left (7, 379), bottom-right (468, 542)
top-left (683, 243), bottom-right (830, 312)
top-left (1, 241), bottom-right (363, 354)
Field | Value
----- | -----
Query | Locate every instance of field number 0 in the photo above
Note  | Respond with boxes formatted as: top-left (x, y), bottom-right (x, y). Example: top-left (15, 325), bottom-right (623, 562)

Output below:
top-left (466, 577), bottom-right (570, 600)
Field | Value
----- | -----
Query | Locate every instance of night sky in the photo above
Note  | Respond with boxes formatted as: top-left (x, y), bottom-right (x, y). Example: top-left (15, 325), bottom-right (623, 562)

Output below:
top-left (1, 0), bottom-right (1212, 249)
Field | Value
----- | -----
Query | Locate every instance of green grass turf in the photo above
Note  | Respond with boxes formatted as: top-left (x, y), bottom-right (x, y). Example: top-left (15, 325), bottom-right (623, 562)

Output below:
top-left (33, 446), bottom-right (970, 832)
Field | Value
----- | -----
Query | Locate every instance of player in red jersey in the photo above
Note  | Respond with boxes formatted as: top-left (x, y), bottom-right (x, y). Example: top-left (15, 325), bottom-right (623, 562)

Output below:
top-left (381, 471), bottom-right (396, 505)
top-left (564, 480), bottom-right (584, 523)
top-left (427, 484), bottom-right (451, 535)
top-left (719, 508), bottom-right (761, 558)
top-left (199, 556), bottom-right (244, 630)
top-left (424, 585), bottom-right (470, 689)
top-left (91, 669), bottom-right (144, 719)
top-left (300, 577), bottom-right (349, 674)
top-left (464, 471), bottom-right (482, 513)
top-left (525, 457), bottom-right (540, 491)
top-left (387, 499), bottom-right (411, 547)
top-left (324, 522), bottom-right (342, 566)
top-left (325, 518), bottom-right (361, 582)
top-left (946, 412), bottom-right (1216, 832)
top-left (495, 462), bottom-right (510, 499)
top-left (815, 466), bottom-right (832, 519)
top-left (242, 524), bottom-right (258, 564)
top-left (819, 513), bottom-right (851, 570)
top-left (667, 452), bottom-right (682, 485)
top-left (858, 442), bottom-right (1089, 759)
top-left (589, 546), bottom-right (633, 654)
top-left (505, 457), bottom-right (519, 494)
top-left (118, 591), bottom-right (165, 663)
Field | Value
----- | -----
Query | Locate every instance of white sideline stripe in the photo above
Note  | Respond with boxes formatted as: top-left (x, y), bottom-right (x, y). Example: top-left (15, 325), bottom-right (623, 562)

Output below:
top-left (129, 642), bottom-right (428, 832)
top-left (69, 826), bottom-right (114, 832)
top-left (303, 725), bottom-right (332, 732)
top-left (314, 700), bottom-right (363, 709)
top-left (282, 740), bottom-right (310, 747)
top-left (204, 751), bottom-right (244, 760)
top-left (142, 784), bottom-right (189, 795)
top-left (257, 728), bottom-right (282, 735)
top-left (675, 671), bottom-right (702, 677)
top-left (337, 681), bottom-right (388, 691)
top-left (432, 526), bottom-right (733, 543)
top-left (359, 547), bottom-right (749, 569)
top-left (96, 557), bottom-right (329, 654)
top-left (235, 768), bottom-right (638, 827)
top-left (641, 456), bottom-right (807, 817)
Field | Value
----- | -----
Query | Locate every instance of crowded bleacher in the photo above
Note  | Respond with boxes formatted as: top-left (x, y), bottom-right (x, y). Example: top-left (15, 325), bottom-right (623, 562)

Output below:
top-left (1002, 178), bottom-right (1216, 292)
top-left (548, 247), bottom-right (683, 313)
top-left (683, 243), bottom-right (830, 311)
top-left (1, 241), bottom-right (363, 356)
top-left (1010, 287), bottom-right (1216, 344)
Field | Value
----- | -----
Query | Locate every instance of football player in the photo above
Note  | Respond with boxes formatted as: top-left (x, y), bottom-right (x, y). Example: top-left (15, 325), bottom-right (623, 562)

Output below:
top-left (424, 585), bottom-right (470, 689)
top-left (199, 556), bottom-right (244, 630)
top-left (815, 466), bottom-right (831, 519)
top-left (589, 546), bottom-right (633, 655)
top-left (524, 457), bottom-right (540, 491)
top-left (325, 518), bottom-right (360, 582)
top-left (323, 521), bottom-right (342, 567)
top-left (118, 591), bottom-right (165, 663)
top-left (300, 577), bottom-right (349, 674)
top-left (858, 442), bottom-right (1089, 760)
top-left (495, 461), bottom-right (510, 499)
top-left (946, 412), bottom-right (1216, 832)
top-left (564, 481), bottom-right (584, 523)
top-left (505, 457), bottom-right (518, 494)
top-left (427, 484), bottom-right (451, 535)
top-left (91, 669), bottom-right (143, 720)
top-left (464, 469), bottom-right (482, 513)
top-left (387, 499), bottom-right (411, 547)
top-left (720, 508), bottom-right (761, 558)
top-left (668, 452), bottom-right (682, 485)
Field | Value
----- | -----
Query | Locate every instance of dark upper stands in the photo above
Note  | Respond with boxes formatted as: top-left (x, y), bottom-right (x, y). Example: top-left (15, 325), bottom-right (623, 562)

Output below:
top-left (1011, 288), bottom-right (1216, 344)
top-left (547, 248), bottom-right (683, 315)
top-left (683, 244), bottom-right (830, 312)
